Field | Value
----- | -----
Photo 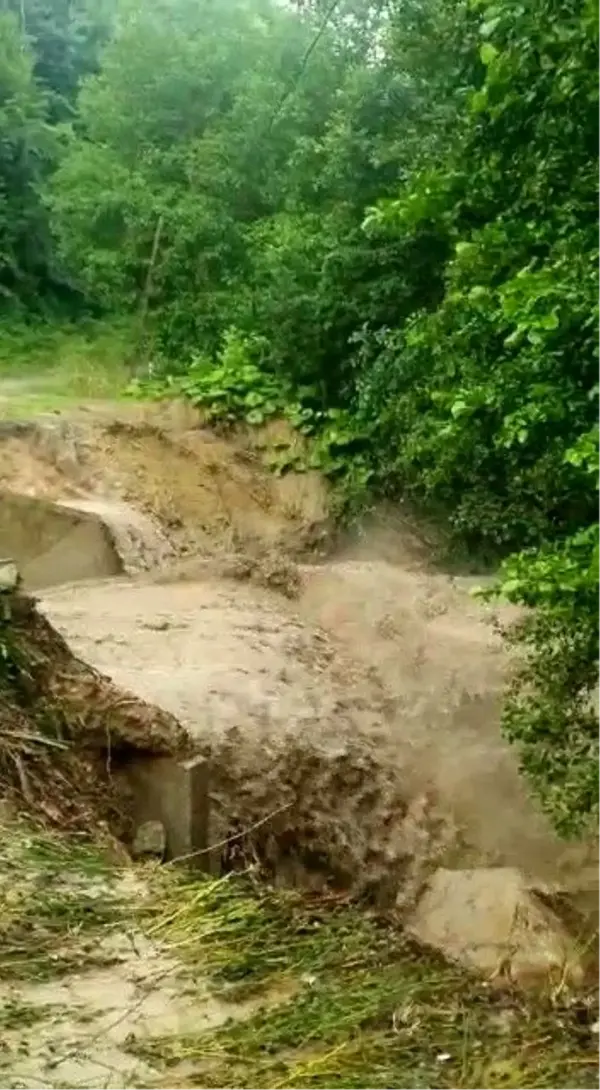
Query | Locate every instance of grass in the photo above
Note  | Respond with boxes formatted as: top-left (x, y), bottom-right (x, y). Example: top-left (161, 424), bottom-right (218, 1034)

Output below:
top-left (136, 872), bottom-right (599, 1089)
top-left (0, 997), bottom-right (70, 1031)
top-left (0, 318), bottom-right (135, 417)
top-left (0, 817), bottom-right (135, 982)
top-left (0, 819), bottom-right (597, 1088)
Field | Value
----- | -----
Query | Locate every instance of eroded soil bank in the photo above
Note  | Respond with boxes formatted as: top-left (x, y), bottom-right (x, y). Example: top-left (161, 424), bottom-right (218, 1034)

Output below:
top-left (1, 405), bottom-right (596, 892)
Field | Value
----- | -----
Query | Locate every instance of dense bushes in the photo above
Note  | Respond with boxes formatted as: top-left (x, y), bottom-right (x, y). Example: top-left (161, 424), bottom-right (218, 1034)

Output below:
top-left (353, 0), bottom-right (598, 555)
top-left (0, 11), bottom-right (56, 304)
top-left (491, 519), bottom-right (598, 835)
top-left (0, 0), bottom-right (112, 308)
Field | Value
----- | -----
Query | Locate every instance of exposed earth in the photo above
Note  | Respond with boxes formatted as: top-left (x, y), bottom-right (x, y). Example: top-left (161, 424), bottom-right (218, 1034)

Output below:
top-left (0, 403), bottom-right (592, 883)
top-left (0, 396), bottom-right (597, 1088)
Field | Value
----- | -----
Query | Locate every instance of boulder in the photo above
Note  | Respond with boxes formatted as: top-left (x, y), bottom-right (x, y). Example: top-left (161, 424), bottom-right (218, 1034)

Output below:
top-left (405, 867), bottom-right (583, 987)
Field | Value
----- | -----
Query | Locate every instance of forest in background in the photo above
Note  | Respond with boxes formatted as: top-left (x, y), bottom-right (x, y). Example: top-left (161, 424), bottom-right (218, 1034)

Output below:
top-left (0, 0), bottom-right (598, 834)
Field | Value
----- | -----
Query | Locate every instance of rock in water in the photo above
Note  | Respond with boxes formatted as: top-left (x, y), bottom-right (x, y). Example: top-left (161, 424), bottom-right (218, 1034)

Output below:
top-left (132, 820), bottom-right (166, 860)
top-left (405, 867), bottom-right (583, 987)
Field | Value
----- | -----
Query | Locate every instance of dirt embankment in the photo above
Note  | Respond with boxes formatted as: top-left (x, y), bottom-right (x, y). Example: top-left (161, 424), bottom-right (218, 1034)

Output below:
top-left (0, 406), bottom-right (596, 902)
top-left (0, 583), bottom-right (190, 836)
top-left (0, 408), bottom-right (330, 567)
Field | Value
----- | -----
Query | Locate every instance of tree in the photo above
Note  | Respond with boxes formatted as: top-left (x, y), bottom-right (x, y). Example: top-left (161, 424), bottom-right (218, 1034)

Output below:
top-left (0, 11), bottom-right (56, 304)
top-left (49, 0), bottom-right (348, 348)
top-left (356, 0), bottom-right (598, 554)
top-left (2, 0), bottom-right (114, 119)
top-left (226, 0), bottom-right (468, 393)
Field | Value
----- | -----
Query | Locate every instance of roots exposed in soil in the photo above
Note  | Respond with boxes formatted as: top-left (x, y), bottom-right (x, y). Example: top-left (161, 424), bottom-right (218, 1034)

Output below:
top-left (0, 587), bottom-right (190, 835)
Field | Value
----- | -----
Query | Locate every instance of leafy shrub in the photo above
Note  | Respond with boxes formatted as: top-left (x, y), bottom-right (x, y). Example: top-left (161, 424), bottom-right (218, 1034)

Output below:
top-left (151, 327), bottom-right (374, 492)
top-left (355, 0), bottom-right (599, 552)
top-left (356, 237), bottom-right (598, 555)
top-left (179, 329), bottom-right (285, 425)
top-left (491, 523), bottom-right (599, 835)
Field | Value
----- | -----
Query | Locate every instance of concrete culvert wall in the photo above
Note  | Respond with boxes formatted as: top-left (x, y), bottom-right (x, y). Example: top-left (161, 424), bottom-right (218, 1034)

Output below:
top-left (0, 492), bottom-right (176, 590)
top-left (0, 492), bottom-right (124, 589)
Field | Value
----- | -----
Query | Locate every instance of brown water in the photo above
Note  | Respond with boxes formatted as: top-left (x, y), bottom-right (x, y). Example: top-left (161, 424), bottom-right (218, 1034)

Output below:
top-left (2, 406), bottom-right (596, 897)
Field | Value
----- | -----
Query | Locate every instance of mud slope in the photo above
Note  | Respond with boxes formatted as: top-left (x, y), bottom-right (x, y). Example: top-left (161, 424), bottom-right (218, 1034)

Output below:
top-left (0, 410), bottom-right (330, 560)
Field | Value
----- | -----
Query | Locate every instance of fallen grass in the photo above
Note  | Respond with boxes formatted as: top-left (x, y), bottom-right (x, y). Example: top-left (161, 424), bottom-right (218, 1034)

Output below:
top-left (0, 821), bottom-right (597, 1089)
top-left (138, 871), bottom-right (599, 1090)
top-left (0, 319), bottom-right (134, 416)
top-left (0, 817), bottom-right (134, 982)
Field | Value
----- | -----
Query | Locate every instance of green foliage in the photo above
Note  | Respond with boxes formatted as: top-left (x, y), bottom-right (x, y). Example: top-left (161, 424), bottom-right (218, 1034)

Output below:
top-left (0, 1), bottom-right (115, 306)
top-left (356, 0), bottom-right (598, 550)
top-left (491, 523), bottom-right (599, 835)
top-left (356, 238), bottom-right (597, 554)
top-left (48, 0), bottom-right (360, 350)
top-left (482, 423), bottom-right (599, 833)
top-left (48, 0), bottom-right (463, 367)
top-left (179, 329), bottom-right (286, 425)
top-left (0, 12), bottom-right (56, 303)
top-left (2, 0), bottom-right (114, 120)
top-left (224, 0), bottom-right (468, 396)
top-left (142, 327), bottom-right (373, 490)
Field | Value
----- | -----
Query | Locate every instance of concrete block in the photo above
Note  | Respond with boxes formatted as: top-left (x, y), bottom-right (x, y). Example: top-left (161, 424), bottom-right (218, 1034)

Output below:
top-left (120, 754), bottom-right (218, 873)
top-left (132, 820), bottom-right (167, 859)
